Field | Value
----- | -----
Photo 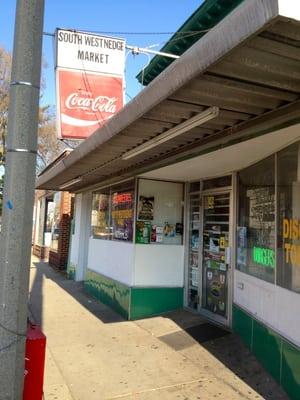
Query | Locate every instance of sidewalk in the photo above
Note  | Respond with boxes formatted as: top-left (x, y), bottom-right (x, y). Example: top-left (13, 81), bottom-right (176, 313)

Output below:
top-left (29, 259), bottom-right (288, 400)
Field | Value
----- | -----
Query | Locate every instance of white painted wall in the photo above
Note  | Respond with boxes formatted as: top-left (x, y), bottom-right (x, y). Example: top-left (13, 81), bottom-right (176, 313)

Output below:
top-left (234, 270), bottom-right (300, 348)
top-left (69, 192), bottom-right (92, 281)
top-left (134, 244), bottom-right (184, 287)
top-left (69, 194), bottom-right (82, 272)
top-left (87, 239), bottom-right (135, 286)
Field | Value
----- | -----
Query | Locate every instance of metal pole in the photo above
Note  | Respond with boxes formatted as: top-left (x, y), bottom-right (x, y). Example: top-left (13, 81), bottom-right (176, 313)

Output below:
top-left (126, 44), bottom-right (180, 59)
top-left (0, 0), bottom-right (44, 398)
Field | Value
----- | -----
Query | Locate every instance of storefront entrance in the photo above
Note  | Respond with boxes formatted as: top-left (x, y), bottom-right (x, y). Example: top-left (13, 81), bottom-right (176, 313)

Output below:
top-left (200, 190), bottom-right (232, 326)
top-left (187, 178), bottom-right (233, 327)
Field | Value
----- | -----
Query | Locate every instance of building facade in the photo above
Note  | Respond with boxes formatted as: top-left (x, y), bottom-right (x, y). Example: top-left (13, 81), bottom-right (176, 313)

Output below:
top-left (33, 189), bottom-right (73, 269)
top-left (37, 1), bottom-right (300, 398)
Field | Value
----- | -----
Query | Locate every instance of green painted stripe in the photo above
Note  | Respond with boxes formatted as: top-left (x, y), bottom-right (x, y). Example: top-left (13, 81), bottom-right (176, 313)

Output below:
top-left (282, 340), bottom-right (300, 400)
top-left (252, 319), bottom-right (281, 382)
top-left (84, 270), bottom-right (184, 321)
top-left (130, 287), bottom-right (183, 320)
top-left (233, 304), bottom-right (300, 400)
top-left (84, 270), bottom-right (130, 319)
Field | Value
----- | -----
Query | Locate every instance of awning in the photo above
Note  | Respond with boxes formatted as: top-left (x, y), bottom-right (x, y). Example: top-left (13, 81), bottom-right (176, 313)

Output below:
top-left (37, 0), bottom-right (300, 192)
top-left (136, 0), bottom-right (244, 86)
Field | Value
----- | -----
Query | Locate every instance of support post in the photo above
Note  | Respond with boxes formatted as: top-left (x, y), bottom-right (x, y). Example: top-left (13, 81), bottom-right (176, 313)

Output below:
top-left (0, 0), bottom-right (45, 398)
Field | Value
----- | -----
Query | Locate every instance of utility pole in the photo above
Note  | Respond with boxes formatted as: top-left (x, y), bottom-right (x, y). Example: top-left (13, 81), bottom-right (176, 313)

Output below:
top-left (0, 0), bottom-right (44, 398)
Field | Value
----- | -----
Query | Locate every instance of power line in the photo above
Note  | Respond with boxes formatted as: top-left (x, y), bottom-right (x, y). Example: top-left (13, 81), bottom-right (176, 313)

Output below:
top-left (43, 29), bottom-right (210, 38)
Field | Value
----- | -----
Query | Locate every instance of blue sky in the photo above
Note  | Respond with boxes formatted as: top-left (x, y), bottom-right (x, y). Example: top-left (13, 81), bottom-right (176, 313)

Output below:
top-left (1, 0), bottom-right (202, 107)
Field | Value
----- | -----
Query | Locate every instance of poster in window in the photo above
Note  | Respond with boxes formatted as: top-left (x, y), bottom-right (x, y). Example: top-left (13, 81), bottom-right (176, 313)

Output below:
top-left (205, 268), bottom-right (227, 317)
top-left (111, 192), bottom-right (133, 241)
top-left (138, 196), bottom-right (154, 220)
top-left (136, 221), bottom-right (151, 244)
top-left (204, 196), bottom-right (215, 209)
top-left (163, 222), bottom-right (176, 237)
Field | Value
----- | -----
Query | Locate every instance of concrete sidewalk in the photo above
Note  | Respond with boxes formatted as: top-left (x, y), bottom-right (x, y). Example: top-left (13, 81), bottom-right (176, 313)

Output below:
top-left (29, 259), bottom-right (288, 400)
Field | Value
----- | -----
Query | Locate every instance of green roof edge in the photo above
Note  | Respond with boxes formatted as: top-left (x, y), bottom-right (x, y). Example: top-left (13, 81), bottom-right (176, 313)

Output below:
top-left (136, 0), bottom-right (244, 86)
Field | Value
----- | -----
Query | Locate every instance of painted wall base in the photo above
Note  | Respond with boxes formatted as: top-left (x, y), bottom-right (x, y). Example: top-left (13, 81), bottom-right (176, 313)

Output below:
top-left (84, 269), bottom-right (183, 320)
top-left (233, 304), bottom-right (300, 400)
top-left (67, 263), bottom-right (76, 281)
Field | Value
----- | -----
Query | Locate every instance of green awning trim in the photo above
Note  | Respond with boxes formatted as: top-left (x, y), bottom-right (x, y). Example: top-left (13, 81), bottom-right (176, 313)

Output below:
top-left (136, 0), bottom-right (244, 86)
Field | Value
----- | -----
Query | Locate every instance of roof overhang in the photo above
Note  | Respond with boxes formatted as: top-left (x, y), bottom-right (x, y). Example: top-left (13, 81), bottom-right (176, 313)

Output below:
top-left (140, 123), bottom-right (300, 182)
top-left (37, 0), bottom-right (300, 192)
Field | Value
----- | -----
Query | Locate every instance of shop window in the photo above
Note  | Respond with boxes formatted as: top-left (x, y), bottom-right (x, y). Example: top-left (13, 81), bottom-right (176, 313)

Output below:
top-left (277, 143), bottom-right (300, 293)
top-left (136, 179), bottom-right (183, 245)
top-left (91, 181), bottom-right (134, 242)
top-left (91, 189), bottom-right (111, 239)
top-left (111, 184), bottom-right (134, 241)
top-left (237, 156), bottom-right (275, 283)
top-left (50, 192), bottom-right (61, 251)
top-left (36, 198), bottom-right (46, 246)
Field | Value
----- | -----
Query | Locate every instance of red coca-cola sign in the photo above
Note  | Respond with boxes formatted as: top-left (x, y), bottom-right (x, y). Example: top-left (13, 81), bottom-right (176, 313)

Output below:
top-left (57, 69), bottom-right (123, 139)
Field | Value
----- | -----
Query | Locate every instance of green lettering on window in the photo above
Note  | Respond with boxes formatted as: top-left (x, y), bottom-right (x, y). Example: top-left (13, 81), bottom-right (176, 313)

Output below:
top-left (252, 247), bottom-right (275, 269)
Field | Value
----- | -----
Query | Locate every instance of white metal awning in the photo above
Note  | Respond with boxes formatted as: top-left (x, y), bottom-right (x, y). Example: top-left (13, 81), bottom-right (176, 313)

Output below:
top-left (37, 0), bottom-right (300, 192)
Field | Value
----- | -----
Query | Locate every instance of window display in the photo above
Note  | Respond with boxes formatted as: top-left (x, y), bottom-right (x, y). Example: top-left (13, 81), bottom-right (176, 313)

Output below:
top-left (37, 198), bottom-right (46, 246)
top-left (237, 156), bottom-right (275, 283)
top-left (202, 193), bottom-right (230, 317)
top-left (188, 192), bottom-right (200, 309)
top-left (91, 190), bottom-right (111, 239)
top-left (136, 179), bottom-right (183, 245)
top-left (111, 190), bottom-right (134, 241)
top-left (277, 143), bottom-right (300, 293)
top-left (49, 192), bottom-right (61, 251)
top-left (91, 181), bottom-right (134, 242)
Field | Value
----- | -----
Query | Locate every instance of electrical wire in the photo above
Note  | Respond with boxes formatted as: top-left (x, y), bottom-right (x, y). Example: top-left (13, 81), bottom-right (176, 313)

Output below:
top-left (43, 29), bottom-right (210, 37)
top-left (44, 28), bottom-right (210, 59)
top-left (144, 29), bottom-right (210, 50)
top-left (0, 320), bottom-right (27, 337)
top-left (0, 337), bottom-right (21, 353)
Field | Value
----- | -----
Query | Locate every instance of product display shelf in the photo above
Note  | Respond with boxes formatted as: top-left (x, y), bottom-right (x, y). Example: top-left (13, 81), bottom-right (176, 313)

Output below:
top-left (188, 193), bottom-right (201, 309)
top-left (201, 192), bottom-right (230, 316)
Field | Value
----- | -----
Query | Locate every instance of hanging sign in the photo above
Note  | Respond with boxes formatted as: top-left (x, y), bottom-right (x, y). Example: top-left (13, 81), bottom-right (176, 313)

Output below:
top-left (55, 29), bottom-right (125, 139)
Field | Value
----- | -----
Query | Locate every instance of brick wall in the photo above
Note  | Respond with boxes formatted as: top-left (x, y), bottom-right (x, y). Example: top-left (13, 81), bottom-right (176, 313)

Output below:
top-left (32, 244), bottom-right (49, 260)
top-left (48, 192), bottom-right (73, 270)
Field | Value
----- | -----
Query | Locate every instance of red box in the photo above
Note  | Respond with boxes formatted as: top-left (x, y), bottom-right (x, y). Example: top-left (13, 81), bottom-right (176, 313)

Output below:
top-left (23, 324), bottom-right (46, 400)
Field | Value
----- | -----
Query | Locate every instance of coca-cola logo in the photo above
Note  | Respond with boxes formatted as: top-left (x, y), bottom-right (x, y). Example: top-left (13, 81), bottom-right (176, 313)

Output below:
top-left (65, 92), bottom-right (118, 114)
top-left (58, 69), bottom-right (123, 139)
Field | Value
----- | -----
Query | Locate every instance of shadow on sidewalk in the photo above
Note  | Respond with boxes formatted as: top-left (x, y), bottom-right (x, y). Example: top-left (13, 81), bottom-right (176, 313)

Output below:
top-left (158, 310), bottom-right (288, 400)
top-left (28, 260), bottom-right (123, 327)
top-left (29, 260), bottom-right (288, 400)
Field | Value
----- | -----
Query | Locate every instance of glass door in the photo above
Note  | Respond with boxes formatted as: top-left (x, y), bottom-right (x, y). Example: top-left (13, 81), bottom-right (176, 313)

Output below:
top-left (187, 193), bottom-right (201, 310)
top-left (201, 192), bottom-right (231, 324)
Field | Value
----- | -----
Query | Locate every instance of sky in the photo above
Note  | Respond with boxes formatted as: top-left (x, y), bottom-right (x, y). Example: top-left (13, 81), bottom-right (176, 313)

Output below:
top-left (1, 0), bottom-right (203, 108)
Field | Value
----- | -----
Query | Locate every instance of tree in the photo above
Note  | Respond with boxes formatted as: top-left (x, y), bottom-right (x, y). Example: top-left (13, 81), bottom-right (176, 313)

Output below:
top-left (37, 105), bottom-right (65, 173)
top-left (0, 47), bottom-right (65, 173)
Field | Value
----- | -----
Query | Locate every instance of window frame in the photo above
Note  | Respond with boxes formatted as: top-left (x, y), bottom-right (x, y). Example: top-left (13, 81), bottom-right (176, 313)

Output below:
top-left (91, 180), bottom-right (135, 243)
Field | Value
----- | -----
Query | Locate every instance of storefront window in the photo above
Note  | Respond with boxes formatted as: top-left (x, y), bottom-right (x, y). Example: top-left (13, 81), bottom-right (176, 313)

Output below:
top-left (136, 179), bottom-right (183, 245)
top-left (111, 188), bottom-right (134, 241)
top-left (237, 156), bottom-right (275, 283)
top-left (50, 192), bottom-right (61, 251)
top-left (37, 198), bottom-right (46, 246)
top-left (91, 181), bottom-right (134, 242)
top-left (91, 191), bottom-right (111, 239)
top-left (277, 143), bottom-right (300, 293)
